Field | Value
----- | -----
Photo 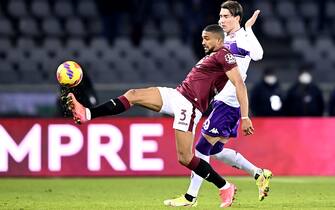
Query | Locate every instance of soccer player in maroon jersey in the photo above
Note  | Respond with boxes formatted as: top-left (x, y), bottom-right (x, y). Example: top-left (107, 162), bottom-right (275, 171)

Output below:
top-left (164, 2), bottom-right (272, 207)
top-left (66, 24), bottom-right (254, 208)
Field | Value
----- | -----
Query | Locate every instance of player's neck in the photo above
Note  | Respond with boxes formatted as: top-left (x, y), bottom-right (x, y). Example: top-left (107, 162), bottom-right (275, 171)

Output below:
top-left (227, 25), bottom-right (241, 35)
top-left (211, 46), bottom-right (224, 55)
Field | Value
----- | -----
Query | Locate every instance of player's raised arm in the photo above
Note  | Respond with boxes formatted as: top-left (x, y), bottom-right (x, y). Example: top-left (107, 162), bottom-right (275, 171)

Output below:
top-left (245, 10), bottom-right (263, 61)
top-left (245, 10), bottom-right (260, 28)
top-left (225, 66), bottom-right (254, 136)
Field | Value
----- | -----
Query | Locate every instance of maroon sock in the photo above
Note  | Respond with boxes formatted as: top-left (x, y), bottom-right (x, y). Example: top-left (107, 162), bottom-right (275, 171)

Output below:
top-left (118, 95), bottom-right (131, 110)
top-left (187, 156), bottom-right (226, 188)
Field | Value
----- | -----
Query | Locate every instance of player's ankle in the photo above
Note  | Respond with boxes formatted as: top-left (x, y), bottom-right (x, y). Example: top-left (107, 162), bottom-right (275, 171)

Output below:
top-left (254, 168), bottom-right (263, 180)
top-left (184, 193), bottom-right (196, 202)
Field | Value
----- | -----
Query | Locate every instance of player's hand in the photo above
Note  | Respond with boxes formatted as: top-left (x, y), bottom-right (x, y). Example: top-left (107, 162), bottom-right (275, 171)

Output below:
top-left (241, 117), bottom-right (254, 136)
top-left (245, 10), bottom-right (260, 29)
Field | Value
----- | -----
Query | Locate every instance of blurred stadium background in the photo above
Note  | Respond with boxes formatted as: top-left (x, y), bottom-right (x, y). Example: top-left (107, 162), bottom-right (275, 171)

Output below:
top-left (1, 1), bottom-right (335, 209)
top-left (0, 0), bottom-right (335, 117)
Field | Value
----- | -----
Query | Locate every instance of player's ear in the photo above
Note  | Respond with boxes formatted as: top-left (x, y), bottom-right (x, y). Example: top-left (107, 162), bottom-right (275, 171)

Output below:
top-left (217, 37), bottom-right (223, 44)
top-left (235, 15), bottom-right (240, 23)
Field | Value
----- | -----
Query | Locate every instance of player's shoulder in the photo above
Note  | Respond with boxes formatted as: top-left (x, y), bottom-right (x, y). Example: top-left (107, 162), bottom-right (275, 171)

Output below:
top-left (216, 47), bottom-right (234, 57)
top-left (215, 47), bottom-right (236, 65)
top-left (227, 28), bottom-right (246, 40)
top-left (235, 28), bottom-right (248, 43)
top-left (236, 27), bottom-right (247, 35)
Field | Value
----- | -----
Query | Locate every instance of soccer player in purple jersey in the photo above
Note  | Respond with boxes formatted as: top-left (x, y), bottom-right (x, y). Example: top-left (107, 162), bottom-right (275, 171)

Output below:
top-left (164, 1), bottom-right (272, 207)
top-left (66, 24), bottom-right (253, 208)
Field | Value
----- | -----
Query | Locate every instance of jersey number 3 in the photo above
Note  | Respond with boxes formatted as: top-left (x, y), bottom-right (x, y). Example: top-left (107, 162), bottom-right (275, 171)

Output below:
top-left (179, 109), bottom-right (187, 121)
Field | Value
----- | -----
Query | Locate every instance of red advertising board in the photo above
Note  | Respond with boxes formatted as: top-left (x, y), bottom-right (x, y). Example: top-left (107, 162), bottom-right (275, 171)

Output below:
top-left (0, 118), bottom-right (334, 176)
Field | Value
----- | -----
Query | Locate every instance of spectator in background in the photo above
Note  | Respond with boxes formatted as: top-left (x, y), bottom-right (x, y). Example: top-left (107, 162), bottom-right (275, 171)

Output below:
top-left (283, 65), bottom-right (324, 116)
top-left (73, 73), bottom-right (98, 108)
top-left (328, 88), bottom-right (335, 116)
top-left (250, 68), bottom-right (283, 116)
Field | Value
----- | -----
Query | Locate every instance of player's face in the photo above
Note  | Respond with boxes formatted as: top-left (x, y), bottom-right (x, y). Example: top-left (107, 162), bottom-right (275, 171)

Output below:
top-left (218, 8), bottom-right (240, 34)
top-left (201, 31), bottom-right (223, 55)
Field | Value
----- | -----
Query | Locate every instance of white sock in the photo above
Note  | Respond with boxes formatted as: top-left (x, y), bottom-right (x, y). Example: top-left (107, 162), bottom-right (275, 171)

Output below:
top-left (213, 148), bottom-right (261, 177)
top-left (186, 150), bottom-right (210, 197)
top-left (220, 182), bottom-right (231, 190)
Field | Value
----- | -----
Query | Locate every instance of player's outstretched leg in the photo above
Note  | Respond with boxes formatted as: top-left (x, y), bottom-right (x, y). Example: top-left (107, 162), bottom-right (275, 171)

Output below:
top-left (256, 169), bottom-right (273, 201)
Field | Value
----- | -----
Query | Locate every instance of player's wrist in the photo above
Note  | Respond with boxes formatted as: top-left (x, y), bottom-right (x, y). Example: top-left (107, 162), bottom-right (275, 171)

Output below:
top-left (241, 116), bottom-right (249, 120)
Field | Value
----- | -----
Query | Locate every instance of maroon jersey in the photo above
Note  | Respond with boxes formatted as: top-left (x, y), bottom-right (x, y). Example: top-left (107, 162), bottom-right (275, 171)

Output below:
top-left (176, 47), bottom-right (237, 113)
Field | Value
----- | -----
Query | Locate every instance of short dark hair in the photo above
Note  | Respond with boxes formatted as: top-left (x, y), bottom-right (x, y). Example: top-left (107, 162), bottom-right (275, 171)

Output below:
top-left (221, 1), bottom-right (243, 23)
top-left (203, 24), bottom-right (225, 39)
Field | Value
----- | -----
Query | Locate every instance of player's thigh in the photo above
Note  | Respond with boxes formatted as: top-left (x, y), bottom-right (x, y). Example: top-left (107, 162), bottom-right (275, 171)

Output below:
top-left (157, 87), bottom-right (176, 115)
top-left (159, 87), bottom-right (202, 132)
top-left (202, 133), bottom-right (222, 145)
top-left (173, 99), bottom-right (202, 134)
top-left (219, 137), bottom-right (230, 144)
top-left (202, 101), bottom-right (240, 139)
top-left (124, 87), bottom-right (163, 112)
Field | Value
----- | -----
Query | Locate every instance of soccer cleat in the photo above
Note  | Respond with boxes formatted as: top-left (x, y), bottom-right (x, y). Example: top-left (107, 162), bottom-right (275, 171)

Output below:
top-left (219, 183), bottom-right (237, 208)
top-left (256, 169), bottom-right (273, 201)
top-left (66, 93), bottom-right (88, 124)
top-left (59, 87), bottom-right (73, 117)
top-left (163, 195), bottom-right (198, 207)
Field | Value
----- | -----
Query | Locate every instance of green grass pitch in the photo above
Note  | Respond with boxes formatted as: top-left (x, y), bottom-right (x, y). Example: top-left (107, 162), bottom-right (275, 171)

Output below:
top-left (0, 177), bottom-right (334, 209)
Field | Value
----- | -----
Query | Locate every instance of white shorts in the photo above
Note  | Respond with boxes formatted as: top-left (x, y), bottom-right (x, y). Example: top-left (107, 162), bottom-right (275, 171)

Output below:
top-left (158, 87), bottom-right (202, 133)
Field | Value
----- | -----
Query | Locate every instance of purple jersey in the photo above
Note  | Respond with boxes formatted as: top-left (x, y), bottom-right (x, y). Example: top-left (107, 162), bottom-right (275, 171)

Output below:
top-left (176, 47), bottom-right (237, 113)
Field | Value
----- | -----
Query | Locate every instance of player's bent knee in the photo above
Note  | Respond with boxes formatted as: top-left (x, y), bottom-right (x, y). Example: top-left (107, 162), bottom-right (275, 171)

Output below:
top-left (124, 88), bottom-right (138, 96)
top-left (124, 88), bottom-right (145, 104)
top-left (177, 158), bottom-right (189, 167)
top-left (123, 89), bottom-right (135, 102)
top-left (124, 87), bottom-right (157, 102)
top-left (219, 137), bottom-right (230, 144)
top-left (177, 153), bottom-right (192, 166)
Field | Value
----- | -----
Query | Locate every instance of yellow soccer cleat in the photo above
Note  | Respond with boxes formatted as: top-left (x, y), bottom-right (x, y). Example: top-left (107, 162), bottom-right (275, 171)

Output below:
top-left (163, 195), bottom-right (198, 207)
top-left (256, 169), bottom-right (273, 201)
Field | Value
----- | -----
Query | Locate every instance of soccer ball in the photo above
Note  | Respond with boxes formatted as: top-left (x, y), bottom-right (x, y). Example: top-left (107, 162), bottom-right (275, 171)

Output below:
top-left (56, 61), bottom-right (83, 87)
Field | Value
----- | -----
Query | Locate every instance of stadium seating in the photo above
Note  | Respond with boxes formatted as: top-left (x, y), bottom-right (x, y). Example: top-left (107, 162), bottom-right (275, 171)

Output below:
top-left (42, 17), bottom-right (64, 38)
top-left (31, 0), bottom-right (52, 19)
top-left (0, 0), bottom-right (335, 117)
top-left (0, 17), bottom-right (14, 37)
top-left (7, 0), bottom-right (28, 18)
top-left (54, 0), bottom-right (74, 19)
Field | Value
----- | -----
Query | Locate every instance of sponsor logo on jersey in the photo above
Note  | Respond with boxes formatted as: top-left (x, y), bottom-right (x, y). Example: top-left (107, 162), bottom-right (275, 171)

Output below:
top-left (225, 53), bottom-right (236, 64)
top-left (178, 121), bottom-right (188, 126)
top-left (209, 127), bottom-right (219, 134)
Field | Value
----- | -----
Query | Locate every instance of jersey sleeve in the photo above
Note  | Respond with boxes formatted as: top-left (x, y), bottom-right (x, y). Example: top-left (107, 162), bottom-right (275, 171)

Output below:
top-left (216, 49), bottom-right (238, 72)
top-left (244, 27), bottom-right (263, 61)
